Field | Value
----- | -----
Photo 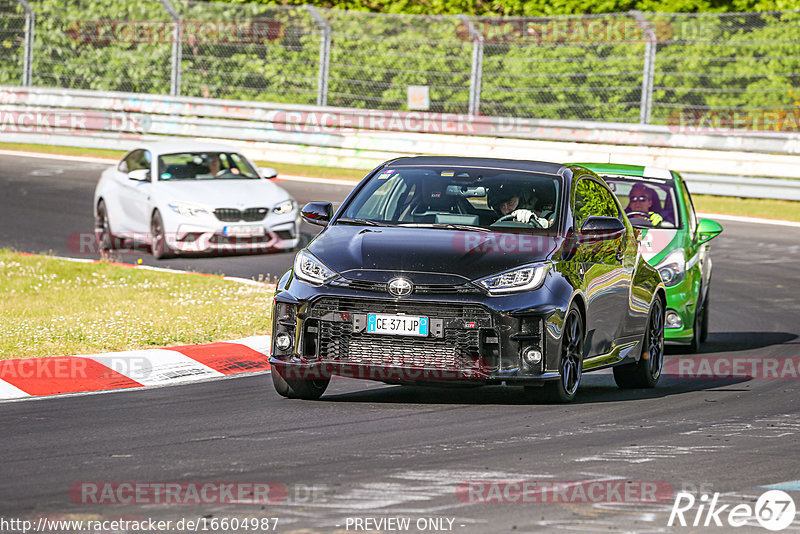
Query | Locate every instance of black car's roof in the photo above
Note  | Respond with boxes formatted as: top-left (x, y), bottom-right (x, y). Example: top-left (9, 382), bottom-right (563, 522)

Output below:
top-left (386, 156), bottom-right (572, 177)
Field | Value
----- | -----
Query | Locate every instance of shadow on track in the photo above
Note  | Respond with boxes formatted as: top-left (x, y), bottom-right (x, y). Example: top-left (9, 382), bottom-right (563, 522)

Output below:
top-left (317, 372), bottom-right (751, 406)
top-left (667, 331), bottom-right (798, 355)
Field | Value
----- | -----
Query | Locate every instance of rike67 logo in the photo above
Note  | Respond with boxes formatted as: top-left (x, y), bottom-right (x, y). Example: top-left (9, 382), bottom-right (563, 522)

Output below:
top-left (669, 490), bottom-right (796, 531)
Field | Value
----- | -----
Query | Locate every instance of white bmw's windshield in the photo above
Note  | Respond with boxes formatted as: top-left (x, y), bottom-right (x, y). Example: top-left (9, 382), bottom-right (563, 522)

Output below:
top-left (157, 152), bottom-right (260, 181)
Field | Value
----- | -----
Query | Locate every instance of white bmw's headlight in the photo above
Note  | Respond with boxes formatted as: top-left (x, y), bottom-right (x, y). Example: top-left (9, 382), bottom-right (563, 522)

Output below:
top-left (293, 251), bottom-right (336, 285)
top-left (655, 248), bottom-right (686, 286)
top-left (273, 199), bottom-right (295, 215)
top-left (476, 264), bottom-right (550, 294)
top-left (168, 202), bottom-right (209, 217)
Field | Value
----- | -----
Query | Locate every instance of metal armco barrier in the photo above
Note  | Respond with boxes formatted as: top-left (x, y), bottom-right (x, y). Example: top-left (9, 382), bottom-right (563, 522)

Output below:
top-left (1, 86), bottom-right (799, 201)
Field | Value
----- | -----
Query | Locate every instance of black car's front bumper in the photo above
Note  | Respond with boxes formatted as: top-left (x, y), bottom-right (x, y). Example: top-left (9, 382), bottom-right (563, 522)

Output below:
top-left (270, 280), bottom-right (568, 385)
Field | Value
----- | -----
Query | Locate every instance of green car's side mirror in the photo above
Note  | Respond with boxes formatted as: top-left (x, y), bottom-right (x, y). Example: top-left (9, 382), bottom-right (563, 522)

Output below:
top-left (696, 218), bottom-right (723, 245)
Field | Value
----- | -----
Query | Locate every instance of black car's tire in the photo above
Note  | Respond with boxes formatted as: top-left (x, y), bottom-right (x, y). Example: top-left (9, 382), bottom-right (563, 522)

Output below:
top-left (150, 210), bottom-right (174, 260)
top-left (614, 297), bottom-right (665, 389)
top-left (271, 365), bottom-right (330, 400)
top-left (95, 200), bottom-right (116, 252)
top-left (542, 304), bottom-right (584, 403)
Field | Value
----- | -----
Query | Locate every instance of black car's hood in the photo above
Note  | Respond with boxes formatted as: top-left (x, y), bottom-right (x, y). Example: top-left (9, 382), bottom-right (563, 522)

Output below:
top-left (307, 225), bottom-right (561, 283)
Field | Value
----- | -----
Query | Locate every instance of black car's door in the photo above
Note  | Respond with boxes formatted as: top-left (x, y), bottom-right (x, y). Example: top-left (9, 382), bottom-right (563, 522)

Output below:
top-left (571, 176), bottom-right (633, 358)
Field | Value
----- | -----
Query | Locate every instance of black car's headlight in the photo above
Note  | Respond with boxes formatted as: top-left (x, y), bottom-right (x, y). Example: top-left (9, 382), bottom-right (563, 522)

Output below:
top-left (655, 249), bottom-right (686, 287)
top-left (293, 250), bottom-right (337, 285)
top-left (476, 264), bottom-right (550, 295)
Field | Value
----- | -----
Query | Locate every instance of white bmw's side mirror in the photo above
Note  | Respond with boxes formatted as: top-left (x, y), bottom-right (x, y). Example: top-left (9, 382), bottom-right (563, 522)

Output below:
top-left (259, 167), bottom-right (278, 180)
top-left (128, 169), bottom-right (150, 182)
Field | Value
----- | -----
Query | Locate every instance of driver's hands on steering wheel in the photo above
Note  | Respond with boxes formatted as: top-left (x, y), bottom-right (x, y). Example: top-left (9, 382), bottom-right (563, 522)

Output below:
top-left (513, 209), bottom-right (551, 228)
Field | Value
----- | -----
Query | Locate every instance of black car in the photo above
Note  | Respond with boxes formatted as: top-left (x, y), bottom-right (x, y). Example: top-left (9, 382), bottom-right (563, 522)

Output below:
top-left (270, 157), bottom-right (666, 402)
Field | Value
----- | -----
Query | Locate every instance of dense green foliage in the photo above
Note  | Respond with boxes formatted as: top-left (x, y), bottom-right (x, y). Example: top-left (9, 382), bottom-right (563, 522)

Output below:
top-left (0, 0), bottom-right (797, 126)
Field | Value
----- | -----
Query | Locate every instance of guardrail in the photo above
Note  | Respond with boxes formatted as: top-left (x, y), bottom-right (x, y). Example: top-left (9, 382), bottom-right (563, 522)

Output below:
top-left (1, 86), bottom-right (800, 200)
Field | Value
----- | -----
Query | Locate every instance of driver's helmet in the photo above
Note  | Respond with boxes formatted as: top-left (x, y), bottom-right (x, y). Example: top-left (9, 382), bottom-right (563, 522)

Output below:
top-left (488, 184), bottom-right (525, 215)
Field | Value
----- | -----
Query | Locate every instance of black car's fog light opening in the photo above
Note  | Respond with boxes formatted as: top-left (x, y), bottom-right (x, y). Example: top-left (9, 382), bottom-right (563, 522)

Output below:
top-left (275, 332), bottom-right (293, 351)
top-left (522, 347), bottom-right (543, 366)
top-left (302, 318), bottom-right (320, 358)
top-left (276, 301), bottom-right (296, 322)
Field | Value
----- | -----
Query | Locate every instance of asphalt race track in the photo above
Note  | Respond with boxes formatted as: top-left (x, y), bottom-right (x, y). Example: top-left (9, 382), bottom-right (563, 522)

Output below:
top-left (2, 153), bottom-right (800, 532)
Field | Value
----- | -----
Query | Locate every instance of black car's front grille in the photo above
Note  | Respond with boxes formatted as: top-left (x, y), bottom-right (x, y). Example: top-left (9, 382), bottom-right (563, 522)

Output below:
top-left (327, 279), bottom-right (482, 295)
top-left (308, 298), bottom-right (492, 371)
top-left (309, 297), bottom-right (492, 320)
top-left (214, 208), bottom-right (268, 222)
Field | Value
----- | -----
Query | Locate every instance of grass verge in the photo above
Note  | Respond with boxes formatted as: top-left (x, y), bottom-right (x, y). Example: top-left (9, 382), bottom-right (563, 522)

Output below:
top-left (0, 250), bottom-right (273, 359)
top-left (693, 194), bottom-right (800, 223)
top-left (1, 141), bottom-right (799, 221)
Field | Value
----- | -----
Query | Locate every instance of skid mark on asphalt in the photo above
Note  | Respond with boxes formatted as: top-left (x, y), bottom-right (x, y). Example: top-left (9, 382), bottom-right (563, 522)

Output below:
top-left (575, 445), bottom-right (726, 464)
top-left (681, 415), bottom-right (800, 439)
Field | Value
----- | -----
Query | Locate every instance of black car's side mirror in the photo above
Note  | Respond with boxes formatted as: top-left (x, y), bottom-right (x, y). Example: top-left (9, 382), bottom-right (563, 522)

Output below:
top-left (579, 216), bottom-right (625, 242)
top-left (301, 202), bottom-right (333, 226)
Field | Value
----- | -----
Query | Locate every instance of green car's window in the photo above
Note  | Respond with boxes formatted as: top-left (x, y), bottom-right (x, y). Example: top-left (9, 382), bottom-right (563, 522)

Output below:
top-left (602, 176), bottom-right (682, 229)
top-left (679, 177), bottom-right (697, 236)
top-left (573, 177), bottom-right (620, 230)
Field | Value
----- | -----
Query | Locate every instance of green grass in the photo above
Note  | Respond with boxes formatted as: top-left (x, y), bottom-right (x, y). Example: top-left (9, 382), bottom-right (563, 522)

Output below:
top-left (2, 141), bottom-right (799, 219)
top-left (0, 250), bottom-right (274, 359)
top-left (693, 195), bottom-right (800, 223)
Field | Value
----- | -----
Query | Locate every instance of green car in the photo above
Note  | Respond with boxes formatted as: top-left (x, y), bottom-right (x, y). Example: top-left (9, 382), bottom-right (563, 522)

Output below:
top-left (577, 164), bottom-right (723, 351)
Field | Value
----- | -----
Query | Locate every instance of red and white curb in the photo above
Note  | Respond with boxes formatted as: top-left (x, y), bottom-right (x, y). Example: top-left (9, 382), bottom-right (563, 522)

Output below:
top-left (0, 335), bottom-right (271, 401)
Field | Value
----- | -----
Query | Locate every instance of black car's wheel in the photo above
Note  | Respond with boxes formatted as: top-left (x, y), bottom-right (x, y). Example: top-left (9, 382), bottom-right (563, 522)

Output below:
top-left (614, 298), bottom-right (665, 389)
top-left (271, 365), bottom-right (330, 400)
top-left (543, 304), bottom-right (584, 403)
top-left (95, 200), bottom-right (115, 252)
top-left (150, 210), bottom-right (173, 260)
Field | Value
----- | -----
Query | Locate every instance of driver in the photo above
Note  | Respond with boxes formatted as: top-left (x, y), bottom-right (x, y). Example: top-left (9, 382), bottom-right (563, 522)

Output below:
top-left (207, 154), bottom-right (221, 175)
top-left (627, 183), bottom-right (663, 227)
top-left (488, 184), bottom-right (552, 228)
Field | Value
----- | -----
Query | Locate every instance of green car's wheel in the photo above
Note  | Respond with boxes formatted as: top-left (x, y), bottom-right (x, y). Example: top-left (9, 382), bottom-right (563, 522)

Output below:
top-left (688, 294), bottom-right (705, 353)
top-left (614, 298), bottom-right (664, 389)
top-left (699, 293), bottom-right (710, 343)
top-left (542, 304), bottom-right (584, 403)
top-left (272, 365), bottom-right (330, 400)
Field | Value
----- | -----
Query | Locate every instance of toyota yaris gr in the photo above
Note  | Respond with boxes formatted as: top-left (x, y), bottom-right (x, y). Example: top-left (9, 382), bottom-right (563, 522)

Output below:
top-left (271, 157), bottom-right (666, 402)
top-left (93, 142), bottom-right (300, 258)
top-left (577, 164), bottom-right (722, 352)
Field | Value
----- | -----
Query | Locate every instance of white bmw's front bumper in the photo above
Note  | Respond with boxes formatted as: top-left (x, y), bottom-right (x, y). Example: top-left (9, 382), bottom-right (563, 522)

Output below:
top-left (164, 210), bottom-right (300, 253)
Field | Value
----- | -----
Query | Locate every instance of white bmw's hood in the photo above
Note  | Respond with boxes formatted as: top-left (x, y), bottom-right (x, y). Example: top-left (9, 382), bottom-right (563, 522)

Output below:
top-left (154, 179), bottom-right (291, 209)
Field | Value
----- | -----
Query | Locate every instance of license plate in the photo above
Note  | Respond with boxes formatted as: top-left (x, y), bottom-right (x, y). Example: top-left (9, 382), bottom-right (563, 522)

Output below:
top-left (223, 225), bottom-right (265, 237)
top-left (366, 314), bottom-right (429, 337)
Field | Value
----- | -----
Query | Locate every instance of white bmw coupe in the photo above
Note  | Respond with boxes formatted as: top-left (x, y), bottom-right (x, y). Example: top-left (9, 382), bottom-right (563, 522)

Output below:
top-left (93, 142), bottom-right (300, 258)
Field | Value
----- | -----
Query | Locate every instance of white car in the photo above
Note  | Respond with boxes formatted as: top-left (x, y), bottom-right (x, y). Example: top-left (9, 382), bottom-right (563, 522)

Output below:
top-left (93, 142), bottom-right (300, 258)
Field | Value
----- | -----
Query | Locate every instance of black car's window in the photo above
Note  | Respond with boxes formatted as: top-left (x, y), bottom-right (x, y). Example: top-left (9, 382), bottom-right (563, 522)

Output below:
top-left (340, 166), bottom-right (562, 232)
top-left (602, 175), bottom-right (682, 229)
top-left (156, 152), bottom-right (259, 181)
top-left (678, 174), bottom-right (697, 236)
top-left (573, 177), bottom-right (620, 230)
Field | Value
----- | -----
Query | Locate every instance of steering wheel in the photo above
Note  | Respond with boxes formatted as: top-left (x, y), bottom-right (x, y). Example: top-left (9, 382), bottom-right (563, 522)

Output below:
top-left (495, 212), bottom-right (544, 228)
top-left (627, 211), bottom-right (650, 218)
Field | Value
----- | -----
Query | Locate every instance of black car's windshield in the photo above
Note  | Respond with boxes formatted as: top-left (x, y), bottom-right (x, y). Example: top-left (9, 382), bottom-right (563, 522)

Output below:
top-left (157, 152), bottom-right (260, 181)
top-left (340, 166), bottom-right (562, 231)
top-left (602, 175), bottom-right (682, 229)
